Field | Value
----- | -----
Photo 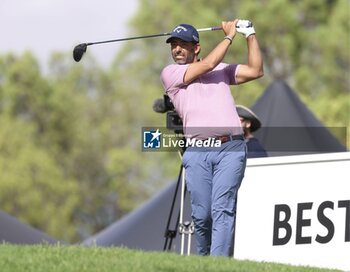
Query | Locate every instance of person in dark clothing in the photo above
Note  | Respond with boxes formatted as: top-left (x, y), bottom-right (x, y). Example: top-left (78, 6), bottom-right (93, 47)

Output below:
top-left (236, 105), bottom-right (268, 158)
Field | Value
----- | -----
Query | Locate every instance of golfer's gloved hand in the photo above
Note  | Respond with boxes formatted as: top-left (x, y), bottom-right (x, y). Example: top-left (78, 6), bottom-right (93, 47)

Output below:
top-left (236, 20), bottom-right (255, 38)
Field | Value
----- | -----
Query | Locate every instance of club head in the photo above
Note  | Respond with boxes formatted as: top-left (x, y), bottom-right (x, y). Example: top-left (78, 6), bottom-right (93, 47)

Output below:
top-left (73, 43), bottom-right (87, 62)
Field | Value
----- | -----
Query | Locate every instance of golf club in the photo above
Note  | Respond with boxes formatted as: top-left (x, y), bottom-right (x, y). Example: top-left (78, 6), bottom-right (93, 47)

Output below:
top-left (73, 26), bottom-right (223, 62)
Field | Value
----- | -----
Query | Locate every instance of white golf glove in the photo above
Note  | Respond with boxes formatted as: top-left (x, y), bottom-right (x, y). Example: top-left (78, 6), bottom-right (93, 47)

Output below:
top-left (236, 20), bottom-right (255, 38)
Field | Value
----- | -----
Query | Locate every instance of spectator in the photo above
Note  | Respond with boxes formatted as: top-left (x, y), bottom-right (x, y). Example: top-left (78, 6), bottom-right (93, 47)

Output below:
top-left (236, 105), bottom-right (268, 158)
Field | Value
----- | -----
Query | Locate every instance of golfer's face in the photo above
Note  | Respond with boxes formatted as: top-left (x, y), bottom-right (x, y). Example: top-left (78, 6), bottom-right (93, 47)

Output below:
top-left (170, 39), bottom-right (197, 64)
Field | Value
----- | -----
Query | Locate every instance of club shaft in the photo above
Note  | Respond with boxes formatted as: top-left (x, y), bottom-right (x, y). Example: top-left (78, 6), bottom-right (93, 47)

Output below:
top-left (86, 26), bottom-right (222, 46)
top-left (87, 33), bottom-right (170, 46)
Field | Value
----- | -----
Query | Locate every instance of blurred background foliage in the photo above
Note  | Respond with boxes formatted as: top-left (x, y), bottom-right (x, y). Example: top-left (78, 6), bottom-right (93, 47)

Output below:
top-left (0, 0), bottom-right (348, 243)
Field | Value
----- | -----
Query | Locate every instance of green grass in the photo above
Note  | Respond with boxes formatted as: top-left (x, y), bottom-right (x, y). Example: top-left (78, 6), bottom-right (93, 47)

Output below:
top-left (0, 244), bottom-right (342, 272)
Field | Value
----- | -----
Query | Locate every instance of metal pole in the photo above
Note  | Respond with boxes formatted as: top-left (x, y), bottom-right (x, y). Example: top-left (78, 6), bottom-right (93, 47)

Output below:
top-left (180, 166), bottom-right (186, 255)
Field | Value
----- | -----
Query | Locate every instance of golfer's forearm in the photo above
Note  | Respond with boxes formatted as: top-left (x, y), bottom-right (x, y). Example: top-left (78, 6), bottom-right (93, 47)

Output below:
top-left (202, 38), bottom-right (232, 69)
top-left (246, 35), bottom-right (263, 76)
top-left (184, 38), bottom-right (232, 84)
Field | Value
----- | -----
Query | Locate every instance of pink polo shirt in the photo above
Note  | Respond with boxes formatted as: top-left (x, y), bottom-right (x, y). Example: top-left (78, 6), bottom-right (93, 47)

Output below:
top-left (160, 63), bottom-right (243, 139)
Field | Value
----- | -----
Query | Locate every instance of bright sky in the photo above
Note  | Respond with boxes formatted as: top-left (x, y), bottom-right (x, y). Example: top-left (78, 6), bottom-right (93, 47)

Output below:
top-left (0, 0), bottom-right (138, 70)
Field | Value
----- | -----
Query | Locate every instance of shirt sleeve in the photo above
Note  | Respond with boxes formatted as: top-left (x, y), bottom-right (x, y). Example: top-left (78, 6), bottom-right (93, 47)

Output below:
top-left (160, 64), bottom-right (189, 96)
top-left (223, 63), bottom-right (240, 85)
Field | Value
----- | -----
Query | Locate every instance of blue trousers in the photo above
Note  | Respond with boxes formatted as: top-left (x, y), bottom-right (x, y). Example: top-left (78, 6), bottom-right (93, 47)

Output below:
top-left (182, 139), bottom-right (247, 256)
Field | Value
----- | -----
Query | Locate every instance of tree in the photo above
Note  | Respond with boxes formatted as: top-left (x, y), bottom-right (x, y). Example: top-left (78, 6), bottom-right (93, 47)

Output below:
top-left (0, 115), bottom-right (80, 241)
top-left (0, 52), bottom-right (82, 241)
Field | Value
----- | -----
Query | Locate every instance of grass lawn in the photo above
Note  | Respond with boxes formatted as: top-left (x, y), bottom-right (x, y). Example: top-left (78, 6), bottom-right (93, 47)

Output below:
top-left (0, 244), bottom-right (342, 272)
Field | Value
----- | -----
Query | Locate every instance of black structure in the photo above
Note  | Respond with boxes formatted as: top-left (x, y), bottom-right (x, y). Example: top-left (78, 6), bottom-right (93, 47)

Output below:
top-left (163, 165), bottom-right (184, 251)
top-left (252, 80), bottom-right (346, 156)
top-left (0, 210), bottom-right (57, 245)
top-left (82, 178), bottom-right (194, 252)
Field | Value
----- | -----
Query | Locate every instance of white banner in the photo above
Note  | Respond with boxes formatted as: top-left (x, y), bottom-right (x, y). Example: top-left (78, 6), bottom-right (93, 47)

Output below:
top-left (234, 152), bottom-right (350, 271)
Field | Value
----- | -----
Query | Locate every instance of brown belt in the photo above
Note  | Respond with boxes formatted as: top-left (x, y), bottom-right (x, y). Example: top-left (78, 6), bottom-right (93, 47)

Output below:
top-left (215, 134), bottom-right (244, 144)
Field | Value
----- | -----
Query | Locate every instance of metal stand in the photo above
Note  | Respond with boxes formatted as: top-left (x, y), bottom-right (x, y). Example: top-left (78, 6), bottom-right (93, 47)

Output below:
top-left (179, 220), bottom-right (195, 256)
top-left (163, 151), bottom-right (194, 255)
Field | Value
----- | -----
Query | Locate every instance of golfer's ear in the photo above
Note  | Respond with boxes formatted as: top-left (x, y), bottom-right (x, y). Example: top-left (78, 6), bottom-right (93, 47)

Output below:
top-left (195, 43), bottom-right (201, 55)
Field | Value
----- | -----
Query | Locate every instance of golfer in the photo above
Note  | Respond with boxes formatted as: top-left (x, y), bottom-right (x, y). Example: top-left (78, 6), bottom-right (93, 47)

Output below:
top-left (160, 19), bottom-right (263, 256)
